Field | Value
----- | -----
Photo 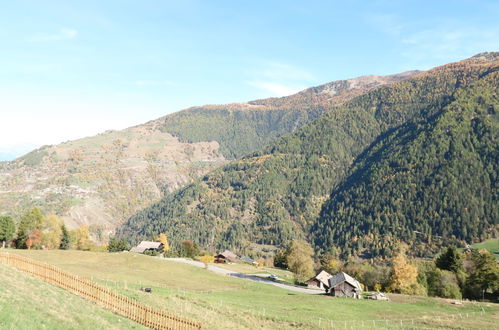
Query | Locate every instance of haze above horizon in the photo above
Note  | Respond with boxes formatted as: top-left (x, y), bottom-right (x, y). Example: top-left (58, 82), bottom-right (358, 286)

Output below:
top-left (1, 0), bottom-right (498, 160)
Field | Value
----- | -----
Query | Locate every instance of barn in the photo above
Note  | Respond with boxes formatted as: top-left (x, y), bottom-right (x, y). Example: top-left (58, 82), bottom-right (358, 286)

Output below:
top-left (214, 250), bottom-right (238, 263)
top-left (307, 270), bottom-right (333, 292)
top-left (328, 272), bottom-right (362, 298)
top-left (130, 241), bottom-right (164, 254)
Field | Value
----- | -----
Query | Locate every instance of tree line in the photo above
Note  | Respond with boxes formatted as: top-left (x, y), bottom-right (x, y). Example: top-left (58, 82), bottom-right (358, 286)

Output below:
top-left (0, 207), bottom-right (96, 251)
top-left (277, 240), bottom-right (498, 301)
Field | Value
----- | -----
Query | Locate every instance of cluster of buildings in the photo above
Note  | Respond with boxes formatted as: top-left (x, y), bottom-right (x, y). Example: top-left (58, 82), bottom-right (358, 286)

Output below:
top-left (307, 270), bottom-right (363, 298)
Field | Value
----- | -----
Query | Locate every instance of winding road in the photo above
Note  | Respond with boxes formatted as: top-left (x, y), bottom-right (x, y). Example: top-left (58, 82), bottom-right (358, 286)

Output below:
top-left (160, 257), bottom-right (324, 294)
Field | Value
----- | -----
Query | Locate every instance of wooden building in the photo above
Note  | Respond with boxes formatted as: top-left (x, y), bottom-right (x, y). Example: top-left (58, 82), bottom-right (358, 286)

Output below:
top-left (307, 270), bottom-right (333, 292)
top-left (328, 272), bottom-right (362, 298)
top-left (214, 250), bottom-right (238, 263)
top-left (130, 241), bottom-right (164, 254)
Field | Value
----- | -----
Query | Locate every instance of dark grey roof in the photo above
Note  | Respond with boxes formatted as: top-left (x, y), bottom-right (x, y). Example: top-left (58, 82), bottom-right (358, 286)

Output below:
top-left (329, 272), bottom-right (362, 291)
top-left (240, 256), bottom-right (255, 263)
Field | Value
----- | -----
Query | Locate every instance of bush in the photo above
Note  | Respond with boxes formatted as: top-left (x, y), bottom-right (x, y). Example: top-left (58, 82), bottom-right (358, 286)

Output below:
top-left (144, 249), bottom-right (159, 256)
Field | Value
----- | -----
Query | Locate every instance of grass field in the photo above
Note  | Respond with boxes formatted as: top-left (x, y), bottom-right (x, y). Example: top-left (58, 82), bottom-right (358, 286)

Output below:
top-left (0, 263), bottom-right (146, 330)
top-left (3, 249), bottom-right (499, 329)
top-left (472, 238), bottom-right (499, 258)
top-left (211, 262), bottom-right (296, 284)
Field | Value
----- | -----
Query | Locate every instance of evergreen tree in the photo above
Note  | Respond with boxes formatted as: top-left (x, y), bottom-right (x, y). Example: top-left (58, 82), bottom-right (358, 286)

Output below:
top-left (0, 215), bottom-right (15, 248)
top-left (436, 246), bottom-right (463, 273)
top-left (59, 224), bottom-right (70, 250)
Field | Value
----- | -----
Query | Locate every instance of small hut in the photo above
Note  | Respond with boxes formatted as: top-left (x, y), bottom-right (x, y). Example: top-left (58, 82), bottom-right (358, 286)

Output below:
top-left (130, 241), bottom-right (164, 254)
top-left (214, 250), bottom-right (238, 263)
top-left (307, 270), bottom-right (333, 291)
top-left (328, 272), bottom-right (362, 298)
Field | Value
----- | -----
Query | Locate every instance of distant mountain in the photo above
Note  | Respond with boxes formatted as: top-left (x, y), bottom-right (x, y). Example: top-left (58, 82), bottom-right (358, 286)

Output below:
top-left (0, 71), bottom-right (413, 239)
top-left (117, 53), bottom-right (498, 257)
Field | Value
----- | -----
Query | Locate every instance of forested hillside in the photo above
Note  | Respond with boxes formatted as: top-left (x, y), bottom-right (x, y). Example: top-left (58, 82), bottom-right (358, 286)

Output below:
top-left (118, 53), bottom-right (498, 257)
top-left (314, 70), bottom-right (498, 258)
top-left (159, 72), bottom-right (418, 159)
top-left (0, 72), bottom-right (408, 237)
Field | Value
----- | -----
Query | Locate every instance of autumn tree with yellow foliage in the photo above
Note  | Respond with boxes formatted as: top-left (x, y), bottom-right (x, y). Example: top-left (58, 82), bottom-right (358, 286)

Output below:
top-left (388, 249), bottom-right (425, 295)
top-left (156, 233), bottom-right (169, 252)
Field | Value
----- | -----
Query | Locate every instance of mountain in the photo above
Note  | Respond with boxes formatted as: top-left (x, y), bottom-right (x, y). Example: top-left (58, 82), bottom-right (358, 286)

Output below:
top-left (0, 72), bottom-right (413, 238)
top-left (117, 53), bottom-right (498, 258)
top-left (314, 64), bottom-right (498, 258)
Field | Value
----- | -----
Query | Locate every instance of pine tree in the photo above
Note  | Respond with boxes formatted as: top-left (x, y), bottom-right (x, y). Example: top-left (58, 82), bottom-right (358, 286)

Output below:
top-left (436, 246), bottom-right (463, 273)
top-left (0, 216), bottom-right (15, 248)
top-left (59, 224), bottom-right (70, 250)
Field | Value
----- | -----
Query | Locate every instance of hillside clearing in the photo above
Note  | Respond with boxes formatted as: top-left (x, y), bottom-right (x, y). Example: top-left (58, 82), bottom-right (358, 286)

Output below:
top-left (6, 249), bottom-right (499, 329)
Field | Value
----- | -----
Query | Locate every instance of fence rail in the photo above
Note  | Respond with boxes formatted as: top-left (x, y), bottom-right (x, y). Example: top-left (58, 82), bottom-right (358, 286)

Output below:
top-left (0, 253), bottom-right (201, 330)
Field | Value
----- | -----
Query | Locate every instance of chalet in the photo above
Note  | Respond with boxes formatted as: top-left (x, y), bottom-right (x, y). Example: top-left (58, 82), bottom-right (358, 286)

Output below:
top-left (307, 270), bottom-right (333, 292)
top-left (130, 241), bottom-right (164, 254)
top-left (214, 250), bottom-right (238, 263)
top-left (328, 272), bottom-right (362, 298)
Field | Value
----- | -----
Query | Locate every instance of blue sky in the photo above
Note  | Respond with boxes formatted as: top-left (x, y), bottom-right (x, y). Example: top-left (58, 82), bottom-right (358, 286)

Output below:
top-left (1, 0), bottom-right (498, 160)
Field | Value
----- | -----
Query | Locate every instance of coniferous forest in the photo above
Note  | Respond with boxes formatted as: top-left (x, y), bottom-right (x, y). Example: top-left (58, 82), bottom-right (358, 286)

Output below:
top-left (118, 53), bottom-right (498, 258)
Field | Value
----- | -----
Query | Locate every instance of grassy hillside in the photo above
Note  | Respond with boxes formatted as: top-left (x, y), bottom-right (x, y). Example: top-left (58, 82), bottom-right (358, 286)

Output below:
top-left (6, 250), bottom-right (499, 329)
top-left (0, 263), bottom-right (145, 329)
top-left (118, 53), bottom-right (498, 257)
top-left (472, 239), bottom-right (499, 258)
top-left (0, 73), bottom-right (410, 235)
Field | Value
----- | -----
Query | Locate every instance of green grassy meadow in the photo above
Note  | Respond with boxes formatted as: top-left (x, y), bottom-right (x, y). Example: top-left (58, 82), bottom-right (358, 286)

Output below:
top-left (3, 249), bottom-right (498, 329)
top-left (0, 263), bottom-right (146, 330)
top-left (472, 239), bottom-right (499, 259)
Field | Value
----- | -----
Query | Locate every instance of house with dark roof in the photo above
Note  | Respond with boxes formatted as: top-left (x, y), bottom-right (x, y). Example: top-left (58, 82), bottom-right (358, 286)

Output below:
top-left (307, 270), bottom-right (333, 292)
top-left (130, 241), bottom-right (164, 254)
top-left (328, 272), bottom-right (362, 298)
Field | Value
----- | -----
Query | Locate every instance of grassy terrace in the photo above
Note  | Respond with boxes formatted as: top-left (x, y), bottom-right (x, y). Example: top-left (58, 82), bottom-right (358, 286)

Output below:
top-left (4, 249), bottom-right (499, 329)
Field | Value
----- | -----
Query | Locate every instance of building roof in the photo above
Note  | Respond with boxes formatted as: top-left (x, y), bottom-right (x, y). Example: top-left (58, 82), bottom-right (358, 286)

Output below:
top-left (329, 272), bottom-right (362, 291)
top-left (218, 250), bottom-right (238, 260)
top-left (130, 241), bottom-right (163, 253)
top-left (314, 270), bottom-right (333, 286)
top-left (240, 256), bottom-right (256, 264)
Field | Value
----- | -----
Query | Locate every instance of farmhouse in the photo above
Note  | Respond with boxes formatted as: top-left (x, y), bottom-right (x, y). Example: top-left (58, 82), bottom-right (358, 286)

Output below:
top-left (307, 270), bottom-right (333, 292)
top-left (328, 272), bottom-right (362, 298)
top-left (214, 250), bottom-right (238, 263)
top-left (130, 241), bottom-right (164, 254)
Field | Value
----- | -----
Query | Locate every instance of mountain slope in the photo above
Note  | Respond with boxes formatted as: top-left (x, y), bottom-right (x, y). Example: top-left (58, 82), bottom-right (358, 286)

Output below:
top-left (117, 53), bottom-right (498, 256)
top-left (0, 72), bottom-right (412, 236)
top-left (158, 71), bottom-right (420, 159)
top-left (314, 68), bottom-right (498, 258)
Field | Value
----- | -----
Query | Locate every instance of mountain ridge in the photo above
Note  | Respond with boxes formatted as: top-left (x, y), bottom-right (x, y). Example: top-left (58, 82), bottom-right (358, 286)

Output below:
top-left (0, 70), bottom-right (416, 238)
top-left (117, 53), bottom-right (498, 257)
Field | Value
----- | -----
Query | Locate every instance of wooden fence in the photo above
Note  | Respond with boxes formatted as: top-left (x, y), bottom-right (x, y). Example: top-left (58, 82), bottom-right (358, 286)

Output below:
top-left (0, 253), bottom-right (201, 330)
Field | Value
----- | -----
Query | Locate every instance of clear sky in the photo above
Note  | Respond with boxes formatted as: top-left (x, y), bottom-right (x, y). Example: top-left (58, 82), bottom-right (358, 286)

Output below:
top-left (1, 0), bottom-right (498, 160)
